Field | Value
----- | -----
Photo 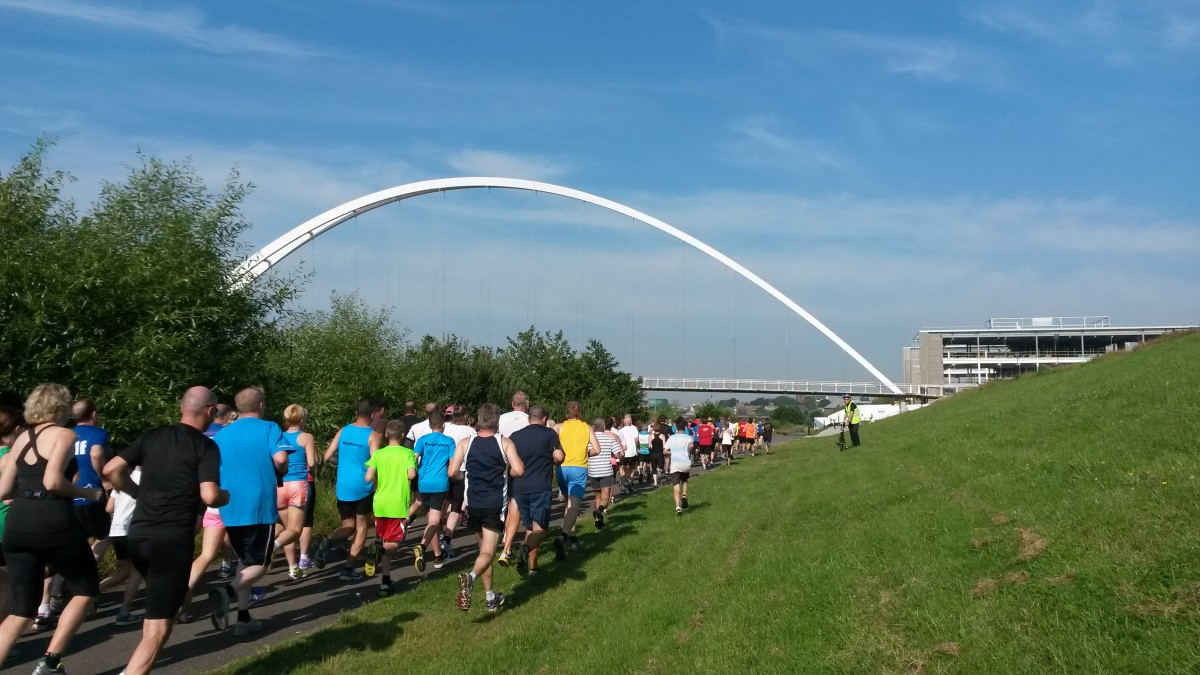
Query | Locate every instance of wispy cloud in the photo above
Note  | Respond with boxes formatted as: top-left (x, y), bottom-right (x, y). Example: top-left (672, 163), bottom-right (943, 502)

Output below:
top-left (0, 0), bottom-right (316, 56)
top-left (445, 149), bottom-right (572, 181)
top-left (967, 0), bottom-right (1200, 64)
top-left (703, 13), bottom-right (1009, 86)
top-left (720, 116), bottom-right (851, 173)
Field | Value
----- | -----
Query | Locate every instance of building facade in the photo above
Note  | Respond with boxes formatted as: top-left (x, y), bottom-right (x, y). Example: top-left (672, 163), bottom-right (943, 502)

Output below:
top-left (904, 316), bottom-right (1193, 391)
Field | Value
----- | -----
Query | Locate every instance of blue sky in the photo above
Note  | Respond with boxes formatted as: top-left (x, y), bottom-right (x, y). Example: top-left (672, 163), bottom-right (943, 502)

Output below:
top-left (2, 0), bottom-right (1197, 388)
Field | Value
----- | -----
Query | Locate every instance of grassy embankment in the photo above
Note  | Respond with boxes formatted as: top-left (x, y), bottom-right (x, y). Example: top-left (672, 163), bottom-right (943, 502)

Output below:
top-left (222, 332), bottom-right (1200, 674)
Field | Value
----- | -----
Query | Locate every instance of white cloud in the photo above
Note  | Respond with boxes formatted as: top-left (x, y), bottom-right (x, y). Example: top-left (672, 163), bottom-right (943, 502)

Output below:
top-left (444, 150), bottom-right (571, 181)
top-left (702, 13), bottom-right (1009, 86)
top-left (721, 117), bottom-right (851, 173)
top-left (0, 0), bottom-right (316, 56)
top-left (967, 0), bottom-right (1200, 63)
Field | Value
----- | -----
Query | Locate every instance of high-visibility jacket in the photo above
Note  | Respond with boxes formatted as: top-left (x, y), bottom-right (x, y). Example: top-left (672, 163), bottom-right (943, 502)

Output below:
top-left (844, 402), bottom-right (861, 425)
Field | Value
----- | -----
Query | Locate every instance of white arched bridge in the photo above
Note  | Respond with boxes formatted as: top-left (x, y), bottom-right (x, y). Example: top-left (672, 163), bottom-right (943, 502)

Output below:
top-left (235, 177), bottom-right (909, 397)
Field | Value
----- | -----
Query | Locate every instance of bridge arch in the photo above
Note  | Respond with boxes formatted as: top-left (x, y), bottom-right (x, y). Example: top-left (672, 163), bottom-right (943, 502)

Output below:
top-left (234, 177), bottom-right (902, 393)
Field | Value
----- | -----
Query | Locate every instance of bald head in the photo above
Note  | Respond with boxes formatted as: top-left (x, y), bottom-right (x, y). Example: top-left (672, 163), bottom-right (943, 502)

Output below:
top-left (181, 386), bottom-right (217, 415)
top-left (72, 399), bottom-right (97, 424)
top-left (180, 386), bottom-right (217, 431)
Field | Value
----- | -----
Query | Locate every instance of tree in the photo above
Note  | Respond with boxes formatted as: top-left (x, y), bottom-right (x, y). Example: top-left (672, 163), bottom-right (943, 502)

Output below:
top-left (716, 397), bottom-right (739, 408)
top-left (693, 400), bottom-right (734, 421)
top-left (0, 144), bottom-right (297, 443)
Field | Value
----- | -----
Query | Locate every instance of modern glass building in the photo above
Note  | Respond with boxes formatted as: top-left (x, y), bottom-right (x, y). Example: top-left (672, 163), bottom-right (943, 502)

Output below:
top-left (903, 316), bottom-right (1193, 391)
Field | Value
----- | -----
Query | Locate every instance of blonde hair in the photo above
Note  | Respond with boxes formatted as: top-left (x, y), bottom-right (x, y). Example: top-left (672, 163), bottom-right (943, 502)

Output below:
top-left (283, 404), bottom-right (307, 429)
top-left (24, 383), bottom-right (72, 425)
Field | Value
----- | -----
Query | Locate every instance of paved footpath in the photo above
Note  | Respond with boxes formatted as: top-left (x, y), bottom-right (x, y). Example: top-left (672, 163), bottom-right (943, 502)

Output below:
top-left (0, 436), bottom-right (793, 675)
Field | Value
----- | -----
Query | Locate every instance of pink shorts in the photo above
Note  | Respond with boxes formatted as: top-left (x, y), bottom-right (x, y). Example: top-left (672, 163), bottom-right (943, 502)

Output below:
top-left (202, 508), bottom-right (224, 529)
top-left (277, 480), bottom-right (309, 510)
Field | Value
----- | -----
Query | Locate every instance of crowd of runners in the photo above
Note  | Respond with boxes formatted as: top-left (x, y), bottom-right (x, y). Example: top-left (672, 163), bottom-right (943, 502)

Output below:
top-left (0, 383), bottom-right (774, 674)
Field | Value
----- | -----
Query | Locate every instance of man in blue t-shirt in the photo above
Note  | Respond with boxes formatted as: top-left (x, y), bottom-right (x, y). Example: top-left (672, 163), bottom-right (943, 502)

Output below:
top-left (211, 387), bottom-right (288, 636)
top-left (411, 410), bottom-right (456, 571)
top-left (318, 396), bottom-right (385, 580)
top-left (71, 399), bottom-right (112, 555)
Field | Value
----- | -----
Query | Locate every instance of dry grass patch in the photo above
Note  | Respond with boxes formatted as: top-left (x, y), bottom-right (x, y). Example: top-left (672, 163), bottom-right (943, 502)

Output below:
top-left (1014, 527), bottom-right (1048, 561)
top-left (990, 513), bottom-right (1010, 525)
top-left (1004, 570), bottom-right (1031, 585)
top-left (972, 578), bottom-right (998, 598)
top-left (934, 642), bottom-right (961, 656)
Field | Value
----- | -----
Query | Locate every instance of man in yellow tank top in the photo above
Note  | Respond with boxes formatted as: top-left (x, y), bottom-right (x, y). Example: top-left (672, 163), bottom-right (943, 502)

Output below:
top-left (552, 401), bottom-right (601, 559)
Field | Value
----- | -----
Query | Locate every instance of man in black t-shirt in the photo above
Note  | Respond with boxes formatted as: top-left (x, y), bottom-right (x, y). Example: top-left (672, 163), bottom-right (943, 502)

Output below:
top-left (506, 405), bottom-right (563, 575)
top-left (104, 386), bottom-right (228, 675)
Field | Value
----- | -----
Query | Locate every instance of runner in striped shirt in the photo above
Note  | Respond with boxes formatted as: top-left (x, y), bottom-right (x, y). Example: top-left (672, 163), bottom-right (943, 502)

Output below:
top-left (587, 418), bottom-right (622, 531)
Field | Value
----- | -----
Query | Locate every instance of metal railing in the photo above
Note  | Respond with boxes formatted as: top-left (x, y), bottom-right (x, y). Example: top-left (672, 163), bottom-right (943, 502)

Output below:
top-left (639, 377), bottom-right (958, 399)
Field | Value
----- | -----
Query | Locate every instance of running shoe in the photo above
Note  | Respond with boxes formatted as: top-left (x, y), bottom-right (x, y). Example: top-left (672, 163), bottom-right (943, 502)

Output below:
top-left (440, 534), bottom-right (454, 559)
top-left (208, 588), bottom-right (230, 631)
top-left (233, 619), bottom-right (264, 637)
top-left (497, 550), bottom-right (512, 567)
top-left (31, 657), bottom-right (66, 675)
top-left (32, 613), bottom-right (56, 632)
top-left (298, 556), bottom-right (315, 577)
top-left (681, 495), bottom-right (689, 509)
top-left (527, 568), bottom-right (540, 577)
top-left (218, 562), bottom-right (235, 579)
top-left (486, 592), bottom-right (506, 613)
top-left (593, 510), bottom-right (605, 530)
top-left (338, 567), bottom-right (364, 582)
top-left (553, 533), bottom-right (567, 561)
top-left (248, 587), bottom-right (267, 607)
top-left (314, 537), bottom-right (332, 569)
top-left (113, 612), bottom-right (142, 627)
top-left (364, 540), bottom-right (382, 578)
top-left (433, 552), bottom-right (447, 570)
top-left (456, 573), bottom-right (473, 611)
top-left (413, 544), bottom-right (427, 573)
top-left (288, 566), bottom-right (301, 581)
top-left (676, 506), bottom-right (683, 516)
top-left (514, 543), bottom-right (529, 577)
top-left (379, 583), bottom-right (394, 598)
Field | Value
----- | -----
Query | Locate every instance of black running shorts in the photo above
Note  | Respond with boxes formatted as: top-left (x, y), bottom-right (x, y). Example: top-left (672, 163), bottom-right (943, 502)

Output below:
top-left (74, 502), bottom-right (112, 540)
top-left (422, 491), bottom-right (449, 512)
top-left (465, 506), bottom-right (503, 533)
top-left (129, 537), bottom-right (193, 619)
top-left (449, 479), bottom-right (466, 515)
top-left (303, 481), bottom-right (317, 528)
top-left (3, 538), bottom-right (99, 618)
top-left (336, 496), bottom-right (373, 520)
top-left (226, 524), bottom-right (274, 567)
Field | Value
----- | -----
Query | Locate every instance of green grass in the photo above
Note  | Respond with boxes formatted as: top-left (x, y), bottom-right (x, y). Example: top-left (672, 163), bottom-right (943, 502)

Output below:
top-left (220, 332), bottom-right (1200, 674)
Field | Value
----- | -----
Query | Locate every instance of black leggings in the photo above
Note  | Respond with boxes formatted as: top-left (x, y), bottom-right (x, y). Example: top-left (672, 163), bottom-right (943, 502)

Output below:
top-left (3, 538), bottom-right (99, 618)
top-left (649, 453), bottom-right (665, 472)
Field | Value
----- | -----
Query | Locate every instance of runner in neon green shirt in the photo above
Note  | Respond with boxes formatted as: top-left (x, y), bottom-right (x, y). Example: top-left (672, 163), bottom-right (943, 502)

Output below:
top-left (363, 420), bottom-right (417, 596)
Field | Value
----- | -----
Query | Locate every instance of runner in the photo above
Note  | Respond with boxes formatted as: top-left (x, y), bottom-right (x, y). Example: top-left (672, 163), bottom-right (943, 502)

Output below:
top-left (70, 400), bottom-right (111, 563)
top-left (616, 414), bottom-right (640, 494)
top-left (497, 391), bottom-right (530, 438)
top-left (506, 405), bottom-right (562, 577)
top-left (451, 403), bottom-right (525, 612)
top-left (404, 401), bottom-right (440, 447)
top-left (761, 418), bottom-right (774, 453)
top-left (210, 387), bottom-right (289, 636)
top-left (552, 401), bottom-right (602, 558)
top-left (319, 397), bottom-right (383, 581)
top-left (647, 421), bottom-right (669, 487)
top-left (363, 420), bottom-right (417, 596)
top-left (411, 411), bottom-right (455, 573)
top-left (697, 417), bottom-right (716, 469)
top-left (720, 418), bottom-right (734, 465)
top-left (587, 418), bottom-right (620, 530)
top-left (0, 406), bottom-right (23, 621)
top-left (103, 466), bottom-right (143, 627)
top-left (636, 423), bottom-right (652, 482)
top-left (104, 386), bottom-right (228, 672)
top-left (0, 384), bottom-right (102, 674)
top-left (745, 417), bottom-right (758, 457)
top-left (440, 406), bottom-right (475, 558)
top-left (279, 405), bottom-right (315, 581)
top-left (665, 416), bottom-right (694, 515)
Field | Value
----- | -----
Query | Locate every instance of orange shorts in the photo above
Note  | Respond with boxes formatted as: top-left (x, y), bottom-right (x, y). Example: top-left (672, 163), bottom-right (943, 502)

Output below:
top-left (277, 480), bottom-right (309, 510)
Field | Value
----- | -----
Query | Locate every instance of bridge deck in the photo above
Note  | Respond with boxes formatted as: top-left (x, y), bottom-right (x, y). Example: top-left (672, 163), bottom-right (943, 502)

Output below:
top-left (639, 377), bottom-right (957, 399)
